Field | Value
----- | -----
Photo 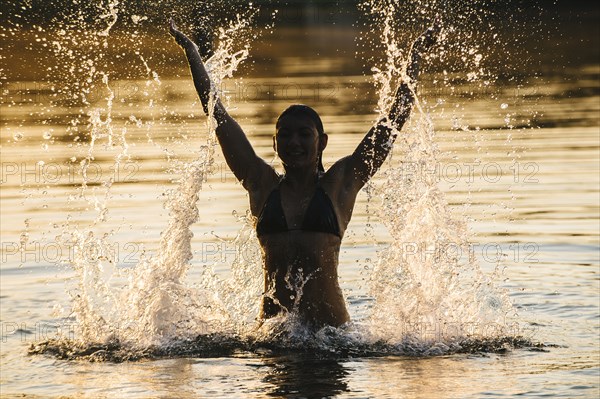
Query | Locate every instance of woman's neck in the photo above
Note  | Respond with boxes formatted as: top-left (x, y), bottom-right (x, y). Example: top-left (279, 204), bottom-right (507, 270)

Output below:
top-left (282, 166), bottom-right (319, 191)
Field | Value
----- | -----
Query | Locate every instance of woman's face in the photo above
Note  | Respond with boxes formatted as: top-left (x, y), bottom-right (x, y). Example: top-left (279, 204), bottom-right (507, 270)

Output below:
top-left (274, 114), bottom-right (326, 170)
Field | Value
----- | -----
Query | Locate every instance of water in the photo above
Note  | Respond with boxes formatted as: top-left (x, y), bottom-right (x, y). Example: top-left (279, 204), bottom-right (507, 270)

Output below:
top-left (1, 1), bottom-right (599, 397)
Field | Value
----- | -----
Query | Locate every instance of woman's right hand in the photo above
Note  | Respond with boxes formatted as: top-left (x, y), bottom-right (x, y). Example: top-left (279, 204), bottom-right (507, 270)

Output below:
top-left (406, 18), bottom-right (441, 83)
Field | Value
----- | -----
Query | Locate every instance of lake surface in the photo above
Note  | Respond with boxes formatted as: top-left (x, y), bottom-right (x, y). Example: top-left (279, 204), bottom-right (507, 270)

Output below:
top-left (1, 2), bottom-right (599, 398)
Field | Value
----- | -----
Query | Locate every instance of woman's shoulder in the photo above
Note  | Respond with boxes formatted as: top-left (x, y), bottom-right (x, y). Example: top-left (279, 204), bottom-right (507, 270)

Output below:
top-left (246, 167), bottom-right (281, 216)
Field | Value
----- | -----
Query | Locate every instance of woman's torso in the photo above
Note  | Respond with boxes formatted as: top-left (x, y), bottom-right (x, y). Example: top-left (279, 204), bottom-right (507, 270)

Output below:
top-left (250, 171), bottom-right (357, 327)
top-left (258, 232), bottom-right (349, 327)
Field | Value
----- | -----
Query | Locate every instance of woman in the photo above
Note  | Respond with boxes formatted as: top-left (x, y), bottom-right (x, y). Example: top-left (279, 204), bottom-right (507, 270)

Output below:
top-left (169, 19), bottom-right (438, 329)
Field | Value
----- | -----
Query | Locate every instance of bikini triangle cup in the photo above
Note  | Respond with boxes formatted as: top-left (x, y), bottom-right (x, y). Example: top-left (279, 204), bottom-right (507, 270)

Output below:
top-left (256, 186), bottom-right (341, 238)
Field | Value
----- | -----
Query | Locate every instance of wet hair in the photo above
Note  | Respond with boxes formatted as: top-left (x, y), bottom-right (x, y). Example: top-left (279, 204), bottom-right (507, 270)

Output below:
top-left (276, 104), bottom-right (326, 172)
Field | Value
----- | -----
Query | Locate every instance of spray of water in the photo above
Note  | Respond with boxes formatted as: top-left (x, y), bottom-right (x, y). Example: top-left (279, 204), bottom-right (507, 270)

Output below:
top-left (366, 114), bottom-right (516, 349)
top-left (58, 5), bottom-right (266, 350)
top-left (359, 0), bottom-right (518, 353)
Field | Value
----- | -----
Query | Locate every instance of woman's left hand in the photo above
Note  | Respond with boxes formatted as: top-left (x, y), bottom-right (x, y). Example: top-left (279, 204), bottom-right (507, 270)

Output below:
top-left (412, 17), bottom-right (441, 56)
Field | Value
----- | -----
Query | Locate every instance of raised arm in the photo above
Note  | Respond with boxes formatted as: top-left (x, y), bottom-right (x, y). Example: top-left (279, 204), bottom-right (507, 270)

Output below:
top-left (169, 19), bottom-right (274, 190)
top-left (342, 21), bottom-right (440, 189)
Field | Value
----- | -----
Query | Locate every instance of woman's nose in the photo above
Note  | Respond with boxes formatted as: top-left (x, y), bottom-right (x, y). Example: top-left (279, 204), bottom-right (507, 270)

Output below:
top-left (288, 132), bottom-right (301, 146)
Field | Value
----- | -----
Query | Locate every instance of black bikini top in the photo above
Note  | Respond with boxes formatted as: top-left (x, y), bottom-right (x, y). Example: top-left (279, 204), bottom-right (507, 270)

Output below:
top-left (256, 184), bottom-right (341, 239)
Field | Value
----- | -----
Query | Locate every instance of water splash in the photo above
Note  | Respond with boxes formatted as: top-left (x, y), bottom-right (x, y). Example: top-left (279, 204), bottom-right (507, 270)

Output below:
top-left (58, 5), bottom-right (264, 349)
top-left (367, 114), bottom-right (517, 347)
top-left (360, 0), bottom-right (518, 350)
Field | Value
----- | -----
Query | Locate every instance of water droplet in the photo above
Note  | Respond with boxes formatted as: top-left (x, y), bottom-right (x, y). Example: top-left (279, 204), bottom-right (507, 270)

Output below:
top-left (19, 232), bottom-right (29, 246)
top-left (500, 103), bottom-right (508, 109)
top-left (43, 131), bottom-right (52, 140)
top-left (13, 133), bottom-right (24, 141)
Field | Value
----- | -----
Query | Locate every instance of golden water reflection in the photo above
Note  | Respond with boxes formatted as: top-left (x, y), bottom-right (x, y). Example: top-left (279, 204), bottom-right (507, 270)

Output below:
top-left (1, 6), bottom-right (598, 399)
